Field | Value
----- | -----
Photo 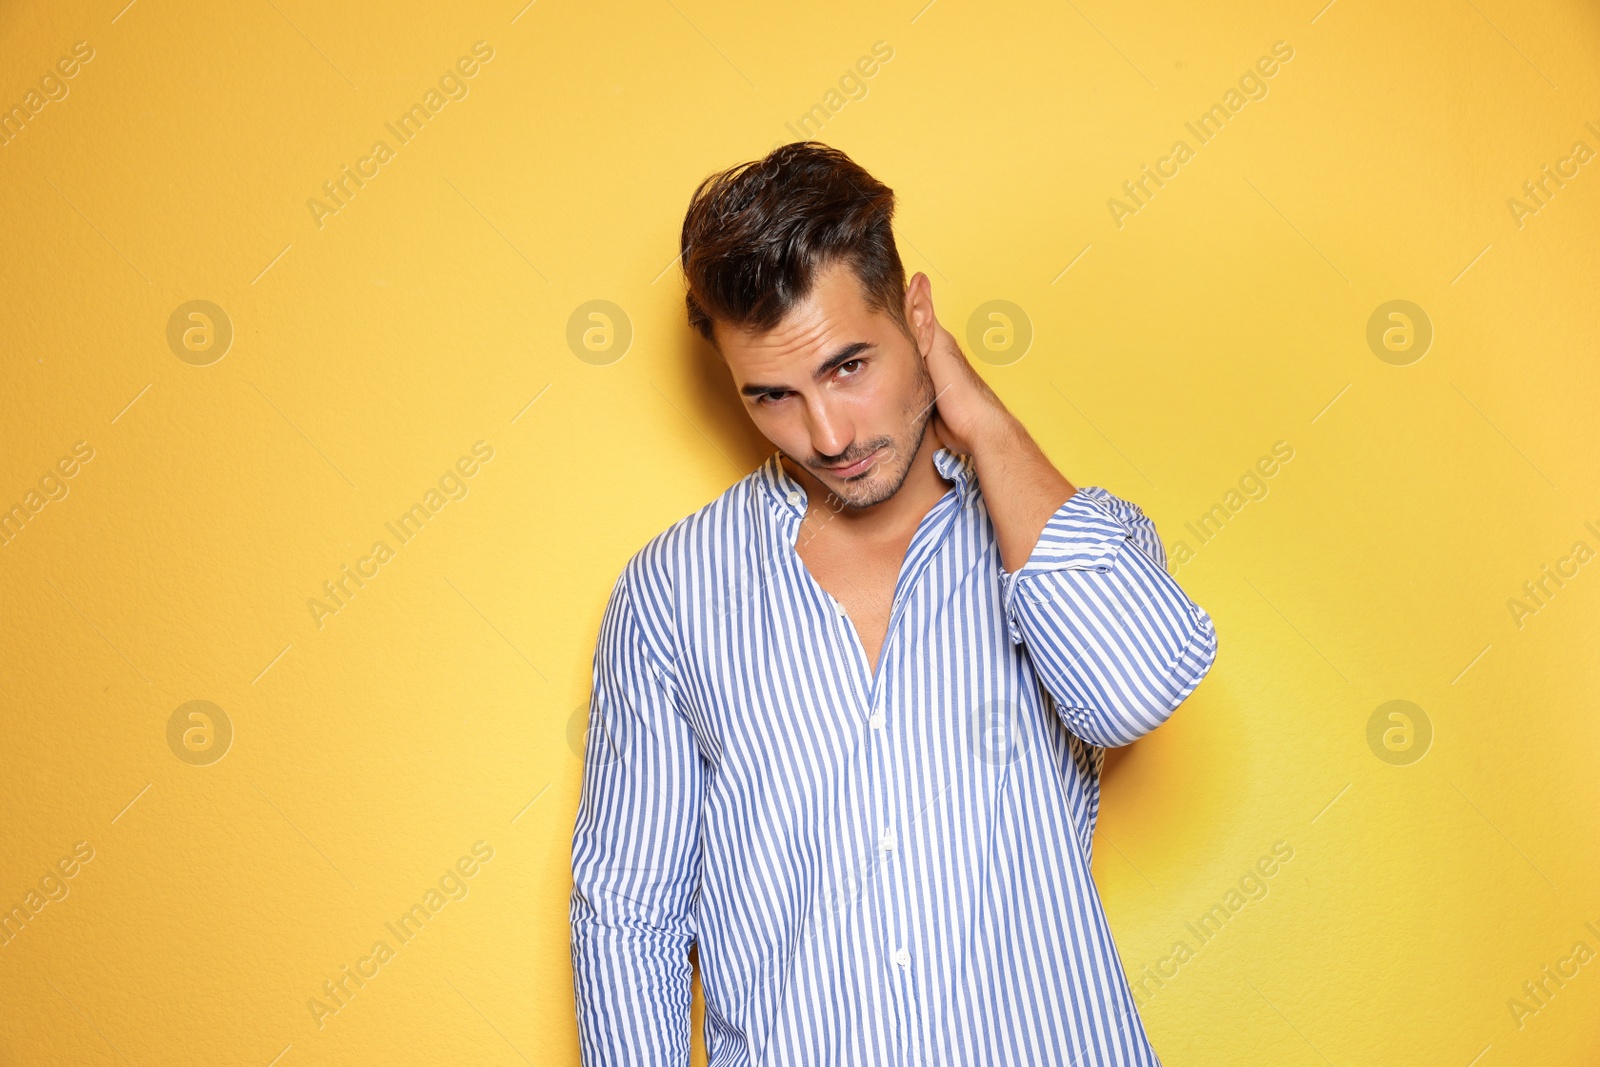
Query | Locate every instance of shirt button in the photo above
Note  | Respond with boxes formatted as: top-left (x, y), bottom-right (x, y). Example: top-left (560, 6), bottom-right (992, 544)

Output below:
top-left (881, 825), bottom-right (896, 852)
top-left (869, 710), bottom-right (885, 729)
top-left (786, 490), bottom-right (802, 505)
top-left (894, 948), bottom-right (910, 967)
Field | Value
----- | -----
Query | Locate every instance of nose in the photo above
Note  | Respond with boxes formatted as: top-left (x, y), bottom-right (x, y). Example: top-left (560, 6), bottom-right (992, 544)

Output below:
top-left (805, 396), bottom-right (854, 460)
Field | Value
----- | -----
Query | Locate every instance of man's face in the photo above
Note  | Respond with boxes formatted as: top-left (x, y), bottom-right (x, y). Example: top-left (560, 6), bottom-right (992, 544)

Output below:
top-left (715, 259), bottom-right (936, 511)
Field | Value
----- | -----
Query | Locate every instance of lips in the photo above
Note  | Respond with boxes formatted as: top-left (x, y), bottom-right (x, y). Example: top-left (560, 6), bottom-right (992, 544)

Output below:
top-left (823, 448), bottom-right (880, 478)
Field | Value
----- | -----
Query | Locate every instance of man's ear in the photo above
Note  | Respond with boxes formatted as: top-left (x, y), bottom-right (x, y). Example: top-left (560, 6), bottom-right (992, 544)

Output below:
top-left (903, 272), bottom-right (936, 357)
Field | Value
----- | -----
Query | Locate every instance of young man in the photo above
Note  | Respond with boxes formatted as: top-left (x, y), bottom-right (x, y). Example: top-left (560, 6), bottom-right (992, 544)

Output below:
top-left (569, 142), bottom-right (1219, 1065)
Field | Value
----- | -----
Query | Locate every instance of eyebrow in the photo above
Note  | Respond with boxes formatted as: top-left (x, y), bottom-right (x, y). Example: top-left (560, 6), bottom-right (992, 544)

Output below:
top-left (739, 341), bottom-right (875, 398)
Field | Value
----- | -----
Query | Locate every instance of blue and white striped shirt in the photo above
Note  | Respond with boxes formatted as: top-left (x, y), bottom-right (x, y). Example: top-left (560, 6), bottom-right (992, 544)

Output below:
top-left (570, 445), bottom-right (1219, 1065)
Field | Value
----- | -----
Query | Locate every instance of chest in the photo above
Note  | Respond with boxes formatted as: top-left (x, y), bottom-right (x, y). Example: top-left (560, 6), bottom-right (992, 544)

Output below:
top-left (793, 526), bottom-right (915, 676)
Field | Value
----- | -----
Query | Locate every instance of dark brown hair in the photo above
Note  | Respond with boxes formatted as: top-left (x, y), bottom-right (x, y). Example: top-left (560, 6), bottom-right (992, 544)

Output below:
top-left (679, 141), bottom-right (909, 348)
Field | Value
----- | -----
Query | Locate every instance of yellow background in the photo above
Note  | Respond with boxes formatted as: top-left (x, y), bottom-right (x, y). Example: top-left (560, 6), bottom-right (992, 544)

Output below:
top-left (2, 0), bottom-right (1597, 1063)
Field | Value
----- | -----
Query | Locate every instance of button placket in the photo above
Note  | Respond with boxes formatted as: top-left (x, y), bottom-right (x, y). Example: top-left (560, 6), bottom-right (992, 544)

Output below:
top-left (869, 673), bottom-right (908, 1000)
top-left (878, 728), bottom-right (915, 1005)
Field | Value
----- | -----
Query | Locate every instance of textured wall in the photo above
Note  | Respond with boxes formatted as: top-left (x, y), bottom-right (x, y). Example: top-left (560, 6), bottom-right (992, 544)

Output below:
top-left (1, 0), bottom-right (1597, 1064)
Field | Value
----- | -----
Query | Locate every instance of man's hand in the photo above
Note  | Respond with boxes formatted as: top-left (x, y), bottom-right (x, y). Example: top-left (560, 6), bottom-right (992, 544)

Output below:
top-left (920, 312), bottom-right (1015, 457)
top-left (916, 293), bottom-right (1077, 572)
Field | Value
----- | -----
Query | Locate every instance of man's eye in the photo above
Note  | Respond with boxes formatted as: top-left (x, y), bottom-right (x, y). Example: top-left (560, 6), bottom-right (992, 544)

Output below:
top-left (758, 392), bottom-right (788, 405)
top-left (838, 359), bottom-right (862, 376)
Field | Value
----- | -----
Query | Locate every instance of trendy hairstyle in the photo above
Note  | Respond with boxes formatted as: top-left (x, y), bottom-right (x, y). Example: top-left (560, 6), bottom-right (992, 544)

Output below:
top-left (679, 141), bottom-right (910, 349)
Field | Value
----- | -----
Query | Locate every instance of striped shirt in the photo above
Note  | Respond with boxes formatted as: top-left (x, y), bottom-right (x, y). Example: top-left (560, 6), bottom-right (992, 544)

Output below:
top-left (570, 445), bottom-right (1219, 1065)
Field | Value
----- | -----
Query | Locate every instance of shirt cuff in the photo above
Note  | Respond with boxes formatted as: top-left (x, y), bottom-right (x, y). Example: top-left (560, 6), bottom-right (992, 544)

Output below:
top-left (997, 488), bottom-right (1130, 645)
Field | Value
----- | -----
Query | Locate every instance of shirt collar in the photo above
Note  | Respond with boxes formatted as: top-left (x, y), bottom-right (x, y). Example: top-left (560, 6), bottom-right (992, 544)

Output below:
top-left (757, 446), bottom-right (976, 521)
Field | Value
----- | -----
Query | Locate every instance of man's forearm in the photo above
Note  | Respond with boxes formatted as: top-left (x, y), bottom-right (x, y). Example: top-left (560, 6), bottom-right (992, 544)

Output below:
top-left (971, 413), bottom-right (1078, 574)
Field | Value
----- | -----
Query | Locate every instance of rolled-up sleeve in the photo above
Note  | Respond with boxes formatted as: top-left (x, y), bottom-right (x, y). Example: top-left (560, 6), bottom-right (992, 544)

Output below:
top-left (998, 485), bottom-right (1218, 748)
top-left (570, 569), bottom-right (703, 1065)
